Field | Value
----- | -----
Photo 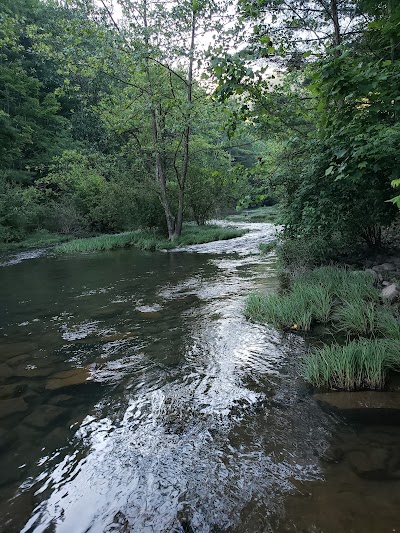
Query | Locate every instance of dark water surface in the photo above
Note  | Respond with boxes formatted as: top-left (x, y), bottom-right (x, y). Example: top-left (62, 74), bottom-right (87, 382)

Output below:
top-left (1, 223), bottom-right (400, 533)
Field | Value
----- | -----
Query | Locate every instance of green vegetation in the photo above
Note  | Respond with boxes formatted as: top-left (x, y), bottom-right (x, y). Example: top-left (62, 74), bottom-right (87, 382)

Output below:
top-left (0, 0), bottom-right (270, 248)
top-left (302, 339), bottom-right (400, 391)
top-left (55, 226), bottom-right (246, 254)
top-left (245, 267), bottom-right (381, 332)
top-left (259, 240), bottom-right (277, 254)
top-left (212, 0), bottom-right (400, 259)
top-left (226, 206), bottom-right (280, 224)
top-left (246, 265), bottom-right (400, 391)
top-left (0, 231), bottom-right (72, 252)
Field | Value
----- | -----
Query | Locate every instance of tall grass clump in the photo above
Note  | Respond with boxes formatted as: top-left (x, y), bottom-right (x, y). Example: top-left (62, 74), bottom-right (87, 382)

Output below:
top-left (55, 225), bottom-right (246, 254)
top-left (302, 339), bottom-right (400, 391)
top-left (55, 232), bottom-right (135, 253)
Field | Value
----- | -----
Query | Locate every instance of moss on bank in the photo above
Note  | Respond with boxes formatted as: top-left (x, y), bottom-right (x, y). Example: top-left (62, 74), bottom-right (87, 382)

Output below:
top-left (54, 225), bottom-right (247, 254)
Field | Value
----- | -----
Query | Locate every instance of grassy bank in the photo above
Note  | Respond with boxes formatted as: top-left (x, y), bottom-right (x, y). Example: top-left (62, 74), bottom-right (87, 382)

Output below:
top-left (303, 339), bottom-right (400, 391)
top-left (55, 225), bottom-right (247, 254)
top-left (0, 231), bottom-right (73, 253)
top-left (245, 266), bottom-right (400, 391)
top-left (225, 206), bottom-right (281, 224)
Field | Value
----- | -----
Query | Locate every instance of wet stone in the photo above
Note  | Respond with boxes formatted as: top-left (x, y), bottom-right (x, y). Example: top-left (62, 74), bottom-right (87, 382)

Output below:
top-left (0, 397), bottom-right (28, 419)
top-left (314, 392), bottom-right (400, 422)
top-left (0, 428), bottom-right (17, 452)
top-left (46, 367), bottom-right (91, 390)
top-left (23, 405), bottom-right (66, 428)
top-left (0, 342), bottom-right (37, 362)
top-left (14, 365), bottom-right (53, 378)
top-left (347, 448), bottom-right (391, 480)
top-left (46, 426), bottom-right (70, 450)
top-left (7, 353), bottom-right (32, 367)
top-left (0, 383), bottom-right (26, 399)
top-left (48, 394), bottom-right (77, 406)
top-left (0, 364), bottom-right (13, 381)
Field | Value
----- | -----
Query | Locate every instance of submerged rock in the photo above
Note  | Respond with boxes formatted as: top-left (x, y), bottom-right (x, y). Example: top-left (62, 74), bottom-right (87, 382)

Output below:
top-left (0, 363), bottom-right (13, 381)
top-left (0, 342), bottom-right (37, 362)
top-left (48, 394), bottom-right (77, 406)
top-left (14, 365), bottom-right (53, 378)
top-left (347, 448), bottom-right (392, 480)
top-left (23, 405), bottom-right (66, 428)
top-left (0, 383), bottom-right (26, 399)
top-left (315, 392), bottom-right (400, 422)
top-left (46, 367), bottom-right (92, 390)
top-left (0, 397), bottom-right (28, 419)
top-left (0, 428), bottom-right (17, 451)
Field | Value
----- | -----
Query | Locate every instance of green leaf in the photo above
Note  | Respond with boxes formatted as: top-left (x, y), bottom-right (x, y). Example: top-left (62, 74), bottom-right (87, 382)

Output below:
top-left (325, 166), bottom-right (334, 176)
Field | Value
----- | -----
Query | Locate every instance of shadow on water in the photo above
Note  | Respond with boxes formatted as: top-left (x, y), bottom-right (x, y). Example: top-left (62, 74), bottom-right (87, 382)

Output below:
top-left (0, 223), bottom-right (400, 532)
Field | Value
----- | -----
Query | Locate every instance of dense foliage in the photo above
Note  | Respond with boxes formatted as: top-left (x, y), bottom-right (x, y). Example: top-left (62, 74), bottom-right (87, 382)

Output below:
top-left (0, 0), bottom-right (263, 244)
top-left (211, 0), bottom-right (400, 258)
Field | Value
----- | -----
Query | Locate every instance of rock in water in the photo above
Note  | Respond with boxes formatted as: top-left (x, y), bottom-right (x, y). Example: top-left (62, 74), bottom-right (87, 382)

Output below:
top-left (46, 367), bottom-right (92, 390)
top-left (315, 392), bottom-right (400, 423)
top-left (23, 405), bottom-right (66, 428)
top-left (0, 397), bottom-right (28, 419)
top-left (347, 448), bottom-right (391, 480)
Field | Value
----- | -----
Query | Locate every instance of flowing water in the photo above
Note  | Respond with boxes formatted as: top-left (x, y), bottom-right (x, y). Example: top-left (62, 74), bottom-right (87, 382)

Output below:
top-left (1, 223), bottom-right (400, 533)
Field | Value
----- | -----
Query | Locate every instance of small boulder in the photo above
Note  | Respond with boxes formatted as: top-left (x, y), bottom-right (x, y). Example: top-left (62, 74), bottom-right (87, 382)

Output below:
top-left (373, 263), bottom-right (396, 272)
top-left (380, 283), bottom-right (400, 303)
top-left (364, 268), bottom-right (379, 282)
top-left (46, 367), bottom-right (91, 390)
top-left (0, 397), bottom-right (28, 419)
top-left (314, 392), bottom-right (400, 423)
top-left (23, 405), bottom-right (66, 428)
top-left (0, 363), bottom-right (13, 381)
top-left (347, 448), bottom-right (390, 480)
top-left (0, 383), bottom-right (26, 400)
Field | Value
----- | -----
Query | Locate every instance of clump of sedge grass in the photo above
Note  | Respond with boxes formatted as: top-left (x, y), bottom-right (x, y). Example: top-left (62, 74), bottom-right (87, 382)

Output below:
top-left (302, 338), bottom-right (400, 391)
top-left (245, 266), bottom-right (386, 334)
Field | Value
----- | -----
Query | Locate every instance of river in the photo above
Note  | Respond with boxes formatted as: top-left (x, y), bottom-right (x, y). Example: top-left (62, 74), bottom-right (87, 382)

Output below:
top-left (1, 222), bottom-right (400, 532)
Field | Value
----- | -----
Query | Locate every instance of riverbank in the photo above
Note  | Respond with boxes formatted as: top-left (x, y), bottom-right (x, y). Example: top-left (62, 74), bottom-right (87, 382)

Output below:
top-left (0, 231), bottom-right (73, 253)
top-left (0, 225), bottom-right (248, 256)
top-left (246, 253), bottom-right (400, 393)
top-left (54, 225), bottom-right (248, 254)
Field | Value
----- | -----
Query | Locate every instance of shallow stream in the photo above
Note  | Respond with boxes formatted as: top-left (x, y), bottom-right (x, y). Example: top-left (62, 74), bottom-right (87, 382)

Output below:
top-left (1, 222), bottom-right (400, 532)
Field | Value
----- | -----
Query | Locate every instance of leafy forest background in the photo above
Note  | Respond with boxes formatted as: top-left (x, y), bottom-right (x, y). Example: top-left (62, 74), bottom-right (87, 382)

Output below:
top-left (1, 0), bottom-right (399, 257)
